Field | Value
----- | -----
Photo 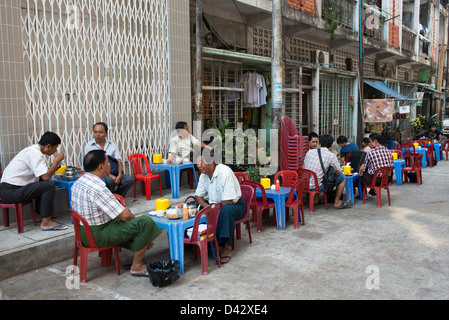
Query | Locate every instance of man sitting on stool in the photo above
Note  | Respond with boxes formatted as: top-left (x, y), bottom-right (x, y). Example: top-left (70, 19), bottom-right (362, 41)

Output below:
top-left (0, 131), bottom-right (67, 231)
top-left (194, 148), bottom-right (247, 264)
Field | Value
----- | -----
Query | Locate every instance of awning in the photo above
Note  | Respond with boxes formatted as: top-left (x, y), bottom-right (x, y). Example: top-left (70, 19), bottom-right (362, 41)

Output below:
top-left (364, 80), bottom-right (415, 101)
top-left (418, 85), bottom-right (445, 100)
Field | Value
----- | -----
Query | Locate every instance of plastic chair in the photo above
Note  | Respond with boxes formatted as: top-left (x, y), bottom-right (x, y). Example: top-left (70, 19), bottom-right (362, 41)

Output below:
top-left (232, 185), bottom-right (254, 250)
top-left (184, 203), bottom-right (222, 275)
top-left (285, 178), bottom-right (306, 229)
top-left (390, 149), bottom-right (403, 159)
top-left (297, 169), bottom-right (328, 213)
top-left (70, 209), bottom-right (121, 283)
top-left (112, 194), bottom-right (125, 206)
top-left (242, 180), bottom-right (276, 233)
top-left (274, 170), bottom-right (298, 187)
top-left (414, 140), bottom-right (427, 148)
top-left (128, 153), bottom-right (162, 200)
top-left (419, 138), bottom-right (432, 145)
top-left (234, 172), bottom-right (249, 185)
top-left (0, 200), bottom-right (37, 234)
top-left (425, 143), bottom-right (435, 168)
top-left (401, 143), bottom-right (416, 167)
top-left (362, 167), bottom-right (394, 208)
top-left (402, 153), bottom-right (424, 186)
top-left (442, 140), bottom-right (449, 160)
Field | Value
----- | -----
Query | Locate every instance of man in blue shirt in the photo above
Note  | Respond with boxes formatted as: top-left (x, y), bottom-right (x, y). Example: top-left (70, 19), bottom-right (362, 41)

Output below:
top-left (85, 122), bottom-right (134, 197)
top-left (337, 136), bottom-right (359, 164)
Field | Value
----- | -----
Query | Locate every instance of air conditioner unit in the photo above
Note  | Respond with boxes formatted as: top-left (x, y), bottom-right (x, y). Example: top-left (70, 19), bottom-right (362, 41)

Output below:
top-left (311, 50), bottom-right (330, 68)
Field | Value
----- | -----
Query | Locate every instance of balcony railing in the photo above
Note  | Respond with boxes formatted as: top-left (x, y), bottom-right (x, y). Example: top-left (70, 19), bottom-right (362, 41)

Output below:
top-left (401, 26), bottom-right (416, 56)
top-left (322, 0), bottom-right (355, 32)
top-left (418, 35), bottom-right (431, 60)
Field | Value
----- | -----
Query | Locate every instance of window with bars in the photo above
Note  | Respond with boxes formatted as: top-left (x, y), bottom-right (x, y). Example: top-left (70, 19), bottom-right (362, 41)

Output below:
top-left (319, 74), bottom-right (354, 139)
top-left (282, 65), bottom-right (302, 133)
top-left (202, 60), bottom-right (243, 130)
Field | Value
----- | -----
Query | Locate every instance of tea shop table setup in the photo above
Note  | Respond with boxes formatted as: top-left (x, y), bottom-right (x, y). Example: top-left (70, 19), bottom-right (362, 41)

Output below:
top-left (391, 151), bottom-right (406, 186)
top-left (256, 178), bottom-right (295, 230)
top-left (402, 143), bottom-right (427, 168)
top-left (150, 155), bottom-right (198, 199)
top-left (144, 198), bottom-right (206, 275)
top-left (342, 165), bottom-right (363, 206)
top-left (50, 166), bottom-right (80, 209)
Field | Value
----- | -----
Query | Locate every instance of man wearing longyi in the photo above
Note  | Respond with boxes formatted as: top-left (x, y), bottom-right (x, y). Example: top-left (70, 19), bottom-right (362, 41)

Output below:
top-left (194, 149), bottom-right (246, 264)
top-left (71, 150), bottom-right (161, 277)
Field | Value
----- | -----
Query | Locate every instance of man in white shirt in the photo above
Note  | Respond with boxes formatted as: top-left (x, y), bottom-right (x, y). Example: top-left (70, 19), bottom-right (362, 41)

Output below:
top-left (168, 121), bottom-right (209, 163)
top-left (84, 122), bottom-right (134, 197)
top-left (304, 134), bottom-right (351, 209)
top-left (194, 149), bottom-right (246, 264)
top-left (1, 132), bottom-right (67, 231)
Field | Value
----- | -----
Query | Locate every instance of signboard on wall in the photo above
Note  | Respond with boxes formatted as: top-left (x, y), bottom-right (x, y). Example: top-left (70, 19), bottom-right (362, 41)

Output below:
top-left (364, 99), bottom-right (394, 122)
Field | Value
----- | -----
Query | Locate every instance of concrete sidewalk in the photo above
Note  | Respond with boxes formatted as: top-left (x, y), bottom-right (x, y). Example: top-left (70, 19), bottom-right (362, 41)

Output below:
top-left (1, 161), bottom-right (449, 300)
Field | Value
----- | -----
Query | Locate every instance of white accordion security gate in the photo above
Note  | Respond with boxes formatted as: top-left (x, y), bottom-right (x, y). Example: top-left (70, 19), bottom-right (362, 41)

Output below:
top-left (21, 0), bottom-right (171, 173)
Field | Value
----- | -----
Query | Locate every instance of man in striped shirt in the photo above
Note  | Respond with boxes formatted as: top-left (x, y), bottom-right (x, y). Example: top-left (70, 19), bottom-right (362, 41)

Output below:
top-left (358, 133), bottom-right (393, 195)
top-left (71, 150), bottom-right (161, 277)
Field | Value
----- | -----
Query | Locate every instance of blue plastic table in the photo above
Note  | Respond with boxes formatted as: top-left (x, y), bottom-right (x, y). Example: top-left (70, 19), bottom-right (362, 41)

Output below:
top-left (144, 213), bottom-right (206, 274)
top-left (150, 162), bottom-right (198, 199)
top-left (255, 187), bottom-right (293, 230)
top-left (51, 177), bottom-right (78, 208)
top-left (393, 159), bottom-right (406, 186)
top-left (434, 143), bottom-right (442, 161)
top-left (344, 173), bottom-right (363, 206)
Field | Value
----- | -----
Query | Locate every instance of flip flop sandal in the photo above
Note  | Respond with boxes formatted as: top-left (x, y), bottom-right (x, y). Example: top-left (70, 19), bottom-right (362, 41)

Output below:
top-left (220, 256), bottom-right (231, 264)
top-left (335, 200), bottom-right (352, 209)
top-left (41, 223), bottom-right (68, 231)
top-left (130, 270), bottom-right (150, 277)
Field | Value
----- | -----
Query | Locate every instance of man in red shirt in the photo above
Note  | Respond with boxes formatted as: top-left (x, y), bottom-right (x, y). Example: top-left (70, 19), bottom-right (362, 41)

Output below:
top-left (359, 133), bottom-right (393, 195)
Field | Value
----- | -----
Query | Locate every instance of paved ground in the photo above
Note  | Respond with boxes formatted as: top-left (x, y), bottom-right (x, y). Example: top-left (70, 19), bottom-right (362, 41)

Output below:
top-left (1, 160), bottom-right (449, 302)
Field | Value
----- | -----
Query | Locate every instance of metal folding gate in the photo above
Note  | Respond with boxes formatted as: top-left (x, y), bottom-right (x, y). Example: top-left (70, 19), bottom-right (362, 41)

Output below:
top-left (21, 0), bottom-right (171, 172)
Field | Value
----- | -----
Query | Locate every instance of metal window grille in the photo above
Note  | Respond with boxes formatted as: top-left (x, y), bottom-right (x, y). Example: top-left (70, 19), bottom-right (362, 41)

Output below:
top-left (202, 60), bottom-right (243, 130)
top-left (282, 65), bottom-right (302, 133)
top-left (319, 74), bottom-right (354, 139)
top-left (21, 0), bottom-right (170, 173)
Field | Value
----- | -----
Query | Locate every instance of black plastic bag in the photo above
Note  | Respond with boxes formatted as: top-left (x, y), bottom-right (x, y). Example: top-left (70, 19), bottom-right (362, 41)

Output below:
top-left (146, 260), bottom-right (180, 287)
top-left (407, 172), bottom-right (417, 183)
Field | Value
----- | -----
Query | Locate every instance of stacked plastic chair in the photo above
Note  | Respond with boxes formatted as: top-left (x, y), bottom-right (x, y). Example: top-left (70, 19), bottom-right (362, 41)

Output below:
top-left (280, 116), bottom-right (309, 172)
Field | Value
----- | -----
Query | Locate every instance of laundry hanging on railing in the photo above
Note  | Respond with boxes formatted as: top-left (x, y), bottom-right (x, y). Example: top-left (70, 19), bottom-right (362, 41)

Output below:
top-left (240, 71), bottom-right (268, 108)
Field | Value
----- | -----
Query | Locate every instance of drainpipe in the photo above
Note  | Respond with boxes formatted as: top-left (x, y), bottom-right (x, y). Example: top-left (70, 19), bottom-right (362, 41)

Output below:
top-left (194, 0), bottom-right (203, 134)
top-left (271, 0), bottom-right (282, 172)
top-left (357, 0), bottom-right (365, 145)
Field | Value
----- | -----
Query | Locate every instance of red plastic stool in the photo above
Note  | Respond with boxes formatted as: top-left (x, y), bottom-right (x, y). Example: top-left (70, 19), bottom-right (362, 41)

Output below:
top-left (0, 200), bottom-right (37, 233)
